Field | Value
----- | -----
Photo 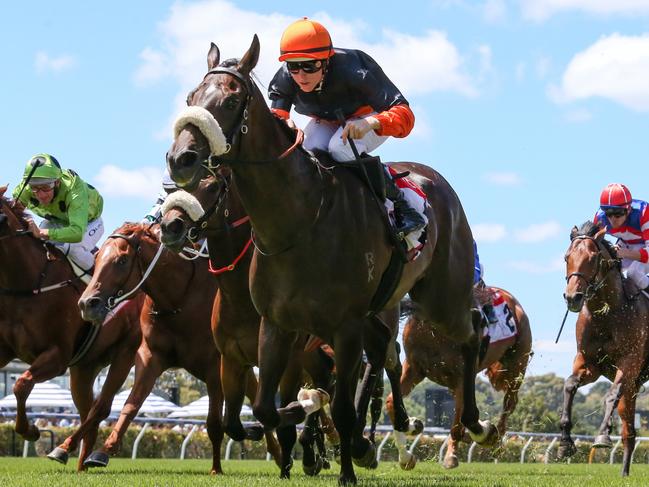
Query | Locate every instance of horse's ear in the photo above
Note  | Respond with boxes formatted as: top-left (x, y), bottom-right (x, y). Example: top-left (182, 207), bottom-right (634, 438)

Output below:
top-left (238, 34), bottom-right (260, 76)
top-left (0, 184), bottom-right (7, 197)
top-left (207, 42), bottom-right (220, 71)
top-left (595, 226), bottom-right (607, 241)
top-left (570, 226), bottom-right (579, 241)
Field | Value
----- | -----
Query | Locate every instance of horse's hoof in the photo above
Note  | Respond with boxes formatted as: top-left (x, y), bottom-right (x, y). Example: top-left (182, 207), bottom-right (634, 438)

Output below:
top-left (592, 435), bottom-right (613, 449)
top-left (83, 451), bottom-right (110, 468)
top-left (338, 472), bottom-right (357, 486)
top-left (322, 458), bottom-right (331, 470)
top-left (410, 417), bottom-right (424, 435)
top-left (279, 457), bottom-right (293, 479)
top-left (47, 447), bottom-right (69, 465)
top-left (333, 444), bottom-right (341, 465)
top-left (352, 440), bottom-right (376, 469)
top-left (303, 454), bottom-right (323, 476)
top-left (368, 458), bottom-right (379, 470)
top-left (443, 454), bottom-right (459, 469)
top-left (399, 451), bottom-right (417, 470)
top-left (557, 441), bottom-right (577, 460)
top-left (469, 420), bottom-right (499, 448)
top-left (244, 423), bottom-right (265, 442)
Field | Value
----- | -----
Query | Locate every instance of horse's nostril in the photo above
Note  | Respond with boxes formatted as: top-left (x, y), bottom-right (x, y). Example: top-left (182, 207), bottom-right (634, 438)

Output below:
top-left (178, 151), bottom-right (198, 169)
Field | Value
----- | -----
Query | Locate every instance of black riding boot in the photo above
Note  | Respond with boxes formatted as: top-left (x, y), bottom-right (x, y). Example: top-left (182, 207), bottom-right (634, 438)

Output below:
top-left (384, 169), bottom-right (426, 237)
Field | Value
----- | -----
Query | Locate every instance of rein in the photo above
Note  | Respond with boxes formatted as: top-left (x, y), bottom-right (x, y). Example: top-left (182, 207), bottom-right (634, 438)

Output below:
top-left (208, 215), bottom-right (252, 275)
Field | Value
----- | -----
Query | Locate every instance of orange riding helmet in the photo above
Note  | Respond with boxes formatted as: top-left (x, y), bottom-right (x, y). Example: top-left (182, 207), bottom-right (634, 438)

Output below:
top-left (600, 183), bottom-right (632, 209)
top-left (279, 18), bottom-right (334, 61)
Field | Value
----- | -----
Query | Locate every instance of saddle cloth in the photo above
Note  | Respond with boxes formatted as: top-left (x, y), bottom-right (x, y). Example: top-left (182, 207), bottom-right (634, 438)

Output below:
top-left (484, 290), bottom-right (517, 343)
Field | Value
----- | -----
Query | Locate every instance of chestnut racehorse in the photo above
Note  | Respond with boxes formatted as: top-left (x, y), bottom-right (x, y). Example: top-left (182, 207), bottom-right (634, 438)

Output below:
top-left (163, 37), bottom-right (496, 484)
top-left (387, 287), bottom-right (532, 469)
top-left (0, 190), bottom-right (143, 471)
top-left (560, 221), bottom-right (649, 476)
top-left (49, 222), bottom-right (277, 474)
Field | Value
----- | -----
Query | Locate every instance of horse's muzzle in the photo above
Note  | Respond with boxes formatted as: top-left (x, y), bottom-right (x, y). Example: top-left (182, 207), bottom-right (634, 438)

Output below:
top-left (564, 292), bottom-right (585, 313)
top-left (78, 295), bottom-right (108, 323)
top-left (160, 217), bottom-right (187, 252)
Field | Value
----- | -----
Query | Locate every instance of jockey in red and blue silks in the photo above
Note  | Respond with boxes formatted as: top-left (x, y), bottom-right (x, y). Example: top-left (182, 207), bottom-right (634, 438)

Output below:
top-left (594, 183), bottom-right (649, 292)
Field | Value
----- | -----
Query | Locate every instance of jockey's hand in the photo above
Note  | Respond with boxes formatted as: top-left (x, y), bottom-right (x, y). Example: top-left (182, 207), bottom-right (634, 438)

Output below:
top-left (285, 118), bottom-right (297, 130)
top-left (341, 117), bottom-right (380, 144)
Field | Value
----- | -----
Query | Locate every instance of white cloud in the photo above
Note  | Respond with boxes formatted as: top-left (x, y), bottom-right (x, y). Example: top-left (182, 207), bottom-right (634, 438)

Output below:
top-left (534, 339), bottom-right (574, 353)
top-left (514, 221), bottom-right (562, 243)
top-left (483, 171), bottom-right (523, 186)
top-left (34, 51), bottom-right (76, 74)
top-left (521, 0), bottom-right (649, 22)
top-left (94, 165), bottom-right (164, 200)
top-left (484, 0), bottom-right (507, 22)
top-left (563, 108), bottom-right (592, 123)
top-left (136, 0), bottom-right (484, 137)
top-left (551, 33), bottom-right (649, 112)
top-left (507, 255), bottom-right (564, 274)
top-left (473, 223), bottom-right (507, 243)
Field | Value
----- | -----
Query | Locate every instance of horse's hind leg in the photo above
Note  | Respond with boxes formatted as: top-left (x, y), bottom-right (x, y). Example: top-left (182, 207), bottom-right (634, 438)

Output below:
top-left (385, 338), bottom-right (415, 434)
top-left (14, 347), bottom-right (66, 441)
top-left (222, 357), bottom-right (253, 441)
top-left (369, 368), bottom-right (384, 445)
top-left (618, 379), bottom-right (639, 476)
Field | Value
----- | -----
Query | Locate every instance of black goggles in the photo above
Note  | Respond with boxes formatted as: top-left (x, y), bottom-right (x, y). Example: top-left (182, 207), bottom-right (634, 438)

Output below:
top-left (286, 60), bottom-right (323, 74)
top-left (604, 208), bottom-right (628, 218)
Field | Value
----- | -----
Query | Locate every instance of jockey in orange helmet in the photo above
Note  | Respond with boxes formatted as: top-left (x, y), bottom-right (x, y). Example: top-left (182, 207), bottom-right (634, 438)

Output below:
top-left (269, 17), bottom-right (425, 237)
top-left (594, 183), bottom-right (649, 292)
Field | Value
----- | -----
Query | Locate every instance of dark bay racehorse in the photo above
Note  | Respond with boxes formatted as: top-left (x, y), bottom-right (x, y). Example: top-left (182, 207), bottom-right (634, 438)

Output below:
top-left (560, 221), bottom-right (649, 476)
top-left (387, 287), bottom-right (532, 469)
top-left (161, 177), bottom-right (339, 477)
top-left (49, 222), bottom-right (272, 474)
top-left (0, 189), bottom-right (143, 471)
top-left (163, 37), bottom-right (496, 484)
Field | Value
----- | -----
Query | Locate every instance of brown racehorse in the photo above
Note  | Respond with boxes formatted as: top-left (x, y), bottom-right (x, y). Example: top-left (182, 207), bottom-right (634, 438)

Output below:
top-left (0, 189), bottom-right (143, 471)
top-left (387, 287), bottom-right (532, 469)
top-left (160, 176), bottom-right (340, 477)
top-left (49, 222), bottom-right (276, 474)
top-left (163, 37), bottom-right (497, 485)
top-left (560, 221), bottom-right (649, 476)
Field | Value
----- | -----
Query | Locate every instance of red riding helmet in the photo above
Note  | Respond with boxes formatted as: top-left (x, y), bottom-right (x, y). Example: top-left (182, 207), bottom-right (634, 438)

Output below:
top-left (600, 183), bottom-right (632, 209)
top-left (279, 18), bottom-right (334, 62)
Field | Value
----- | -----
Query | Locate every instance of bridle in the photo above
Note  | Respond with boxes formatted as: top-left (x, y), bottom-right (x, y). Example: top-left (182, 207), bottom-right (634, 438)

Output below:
top-left (180, 65), bottom-right (322, 256)
top-left (566, 235), bottom-right (620, 301)
top-left (104, 233), bottom-right (164, 309)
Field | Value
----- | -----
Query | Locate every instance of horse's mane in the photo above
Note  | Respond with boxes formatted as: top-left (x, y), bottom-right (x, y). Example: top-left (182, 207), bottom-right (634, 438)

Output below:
top-left (1, 195), bottom-right (28, 222)
top-left (114, 221), bottom-right (159, 243)
top-left (573, 220), bottom-right (616, 256)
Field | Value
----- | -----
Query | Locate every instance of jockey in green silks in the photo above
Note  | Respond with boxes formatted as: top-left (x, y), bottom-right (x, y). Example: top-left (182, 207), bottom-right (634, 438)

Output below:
top-left (12, 153), bottom-right (104, 273)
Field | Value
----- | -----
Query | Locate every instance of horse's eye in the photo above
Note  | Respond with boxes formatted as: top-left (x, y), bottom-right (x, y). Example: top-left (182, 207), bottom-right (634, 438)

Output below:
top-left (117, 255), bottom-right (129, 266)
top-left (224, 96), bottom-right (239, 111)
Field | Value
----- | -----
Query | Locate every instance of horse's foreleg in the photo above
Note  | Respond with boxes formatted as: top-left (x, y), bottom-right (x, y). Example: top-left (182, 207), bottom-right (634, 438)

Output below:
top-left (252, 318), bottom-right (292, 430)
top-left (15, 347), bottom-right (66, 441)
top-left (244, 369), bottom-right (283, 468)
top-left (369, 370), bottom-right (384, 444)
top-left (222, 357), bottom-right (251, 441)
top-left (617, 380), bottom-right (638, 477)
top-left (558, 355), bottom-right (598, 460)
top-left (332, 326), bottom-right (363, 485)
top-left (593, 370), bottom-right (623, 449)
top-left (101, 347), bottom-right (162, 458)
top-left (274, 353), bottom-right (302, 479)
top-left (385, 339), bottom-right (413, 433)
top-left (204, 365), bottom-right (225, 475)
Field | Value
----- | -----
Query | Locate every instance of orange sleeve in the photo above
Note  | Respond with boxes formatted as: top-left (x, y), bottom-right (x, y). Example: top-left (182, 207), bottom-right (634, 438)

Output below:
top-left (271, 108), bottom-right (290, 120)
top-left (374, 104), bottom-right (415, 138)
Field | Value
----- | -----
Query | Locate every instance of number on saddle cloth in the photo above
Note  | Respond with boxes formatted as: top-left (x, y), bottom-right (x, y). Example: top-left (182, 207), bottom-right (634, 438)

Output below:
top-left (485, 291), bottom-right (517, 342)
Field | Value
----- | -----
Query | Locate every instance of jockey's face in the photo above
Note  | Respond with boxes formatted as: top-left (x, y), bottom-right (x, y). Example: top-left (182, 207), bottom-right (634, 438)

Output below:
top-left (288, 60), bottom-right (324, 93)
top-left (30, 181), bottom-right (58, 205)
top-left (606, 210), bottom-right (628, 229)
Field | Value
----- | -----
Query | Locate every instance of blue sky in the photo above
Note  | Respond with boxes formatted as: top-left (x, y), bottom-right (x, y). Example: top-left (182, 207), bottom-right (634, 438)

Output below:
top-left (3, 0), bottom-right (649, 380)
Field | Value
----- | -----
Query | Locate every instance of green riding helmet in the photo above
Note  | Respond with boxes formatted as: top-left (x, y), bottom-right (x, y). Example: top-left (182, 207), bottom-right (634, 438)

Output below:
top-left (24, 153), bottom-right (63, 185)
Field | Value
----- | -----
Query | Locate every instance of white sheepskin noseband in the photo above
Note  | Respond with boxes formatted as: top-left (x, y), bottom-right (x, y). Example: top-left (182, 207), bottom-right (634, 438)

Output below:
top-left (161, 190), bottom-right (205, 222)
top-left (173, 106), bottom-right (228, 156)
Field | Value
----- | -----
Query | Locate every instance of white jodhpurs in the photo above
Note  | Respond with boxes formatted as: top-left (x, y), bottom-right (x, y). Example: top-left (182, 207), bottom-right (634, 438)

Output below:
top-left (303, 115), bottom-right (388, 162)
top-left (40, 218), bottom-right (105, 271)
top-left (619, 241), bottom-right (649, 289)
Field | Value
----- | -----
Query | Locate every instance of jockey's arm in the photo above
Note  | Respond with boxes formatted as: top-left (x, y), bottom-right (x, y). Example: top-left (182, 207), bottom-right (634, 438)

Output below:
top-left (616, 243), bottom-right (649, 263)
top-left (47, 188), bottom-right (90, 243)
